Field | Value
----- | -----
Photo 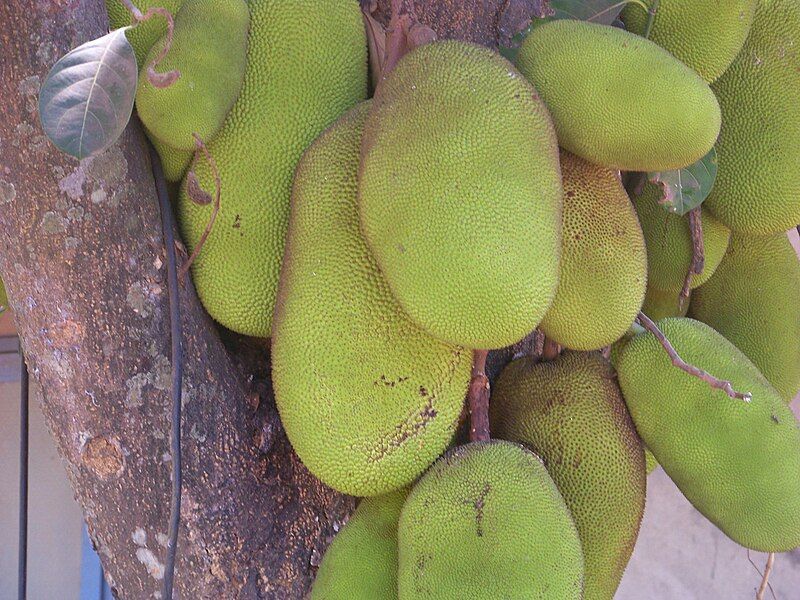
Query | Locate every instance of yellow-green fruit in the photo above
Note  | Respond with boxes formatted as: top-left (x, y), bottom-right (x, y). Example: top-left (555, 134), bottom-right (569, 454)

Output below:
top-left (311, 489), bottom-right (408, 600)
top-left (633, 183), bottom-right (730, 291)
top-left (0, 278), bottom-right (7, 309)
top-left (539, 151), bottom-right (646, 350)
top-left (105, 0), bottom-right (184, 66)
top-left (644, 450), bottom-right (659, 474)
top-left (642, 285), bottom-right (689, 321)
top-left (622, 0), bottom-right (757, 83)
top-left (398, 441), bottom-right (584, 599)
top-left (359, 41), bottom-right (562, 350)
top-left (136, 0), bottom-right (249, 150)
top-left (150, 137), bottom-right (192, 183)
top-left (272, 104), bottom-right (470, 497)
top-left (616, 318), bottom-right (800, 551)
top-left (179, 0), bottom-right (367, 337)
top-left (689, 233), bottom-right (800, 401)
top-left (516, 20), bottom-right (721, 171)
top-left (706, 0), bottom-right (800, 234)
top-left (491, 352), bottom-right (645, 600)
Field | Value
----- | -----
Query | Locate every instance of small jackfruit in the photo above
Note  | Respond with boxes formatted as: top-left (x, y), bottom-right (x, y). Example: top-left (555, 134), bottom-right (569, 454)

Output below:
top-left (272, 104), bottom-right (470, 497)
top-left (642, 285), bottom-right (689, 321)
top-left (616, 318), bottom-right (800, 551)
top-left (311, 489), bottom-right (408, 600)
top-left (633, 183), bottom-right (730, 291)
top-left (105, 0), bottom-right (184, 66)
top-left (358, 41), bottom-right (562, 350)
top-left (491, 352), bottom-right (645, 600)
top-left (136, 0), bottom-right (249, 150)
top-left (516, 20), bottom-right (721, 171)
top-left (397, 441), bottom-right (584, 599)
top-left (179, 0), bottom-right (367, 337)
top-left (622, 0), bottom-right (757, 83)
top-left (689, 233), bottom-right (800, 401)
top-left (539, 151), bottom-right (646, 350)
top-left (706, 0), bottom-right (800, 234)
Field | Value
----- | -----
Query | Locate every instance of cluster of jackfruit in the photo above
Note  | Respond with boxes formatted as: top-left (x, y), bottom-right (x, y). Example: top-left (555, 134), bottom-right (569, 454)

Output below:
top-left (108, 0), bottom-right (800, 596)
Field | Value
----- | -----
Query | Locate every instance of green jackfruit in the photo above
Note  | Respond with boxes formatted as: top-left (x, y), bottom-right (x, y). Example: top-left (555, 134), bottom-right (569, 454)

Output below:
top-left (136, 0), bottom-right (249, 150)
top-left (397, 441), bottom-right (584, 599)
top-left (358, 41), bottom-right (562, 350)
top-left (179, 0), bottom-right (367, 337)
top-left (0, 278), bottom-right (7, 309)
top-left (105, 0), bottom-right (184, 66)
top-left (491, 352), bottom-right (645, 600)
top-left (633, 183), bottom-right (730, 291)
top-left (622, 0), bottom-right (757, 83)
top-left (150, 136), bottom-right (192, 183)
top-left (311, 488), bottom-right (408, 600)
top-left (644, 450), bottom-right (659, 475)
top-left (272, 104), bottom-right (470, 497)
top-left (706, 0), bottom-right (800, 234)
top-left (642, 285), bottom-right (689, 321)
top-left (616, 318), bottom-right (800, 551)
top-left (539, 151), bottom-right (646, 350)
top-left (516, 20), bottom-right (721, 171)
top-left (689, 233), bottom-right (800, 401)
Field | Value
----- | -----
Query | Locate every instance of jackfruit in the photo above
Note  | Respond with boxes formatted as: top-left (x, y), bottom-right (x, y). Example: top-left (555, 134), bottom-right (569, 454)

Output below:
top-left (633, 183), bottom-right (730, 291)
top-left (150, 136), bottom-right (192, 183)
top-left (272, 103), bottom-right (470, 497)
top-left (706, 0), bottom-right (800, 234)
top-left (616, 318), bottom-right (800, 551)
top-left (179, 0), bottom-right (367, 337)
top-left (105, 0), bottom-right (184, 66)
top-left (0, 278), bottom-right (7, 309)
top-left (358, 41), bottom-right (562, 350)
top-left (622, 0), bottom-right (757, 83)
top-left (397, 441), bottom-right (584, 599)
top-left (311, 488), bottom-right (408, 600)
top-left (516, 20), bottom-right (721, 171)
top-left (539, 151), bottom-right (646, 350)
top-left (491, 352), bottom-right (645, 600)
top-left (642, 285), bottom-right (689, 321)
top-left (689, 233), bottom-right (800, 401)
top-left (136, 0), bottom-right (249, 150)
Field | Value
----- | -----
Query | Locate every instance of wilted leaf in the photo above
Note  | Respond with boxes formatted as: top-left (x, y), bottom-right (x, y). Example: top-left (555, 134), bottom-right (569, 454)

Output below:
top-left (648, 148), bottom-right (718, 216)
top-left (39, 28), bottom-right (137, 160)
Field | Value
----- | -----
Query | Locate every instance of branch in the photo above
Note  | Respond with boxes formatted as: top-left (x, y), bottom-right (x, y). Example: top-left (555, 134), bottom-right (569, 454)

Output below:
top-left (468, 350), bottom-right (490, 442)
top-left (680, 206), bottom-right (704, 308)
top-left (636, 313), bottom-right (751, 401)
top-left (541, 336), bottom-right (561, 361)
top-left (756, 553), bottom-right (776, 600)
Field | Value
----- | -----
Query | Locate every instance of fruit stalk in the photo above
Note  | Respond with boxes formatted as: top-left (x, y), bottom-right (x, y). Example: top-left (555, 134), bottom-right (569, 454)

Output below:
top-left (680, 206), bottom-right (705, 307)
top-left (468, 349), bottom-right (491, 442)
top-left (756, 552), bottom-right (776, 600)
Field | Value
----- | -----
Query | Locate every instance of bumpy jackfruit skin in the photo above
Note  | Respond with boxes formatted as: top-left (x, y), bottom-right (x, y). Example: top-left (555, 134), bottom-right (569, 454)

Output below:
top-left (633, 183), bottom-right (730, 291)
top-left (689, 233), bottom-right (800, 401)
top-left (644, 450), bottom-right (659, 475)
top-left (105, 0), bottom-right (184, 66)
top-left (0, 278), bottom-right (7, 308)
top-left (359, 41), bottom-right (562, 350)
top-left (150, 136), bottom-right (193, 183)
top-left (398, 441), bottom-right (584, 599)
top-left (136, 0), bottom-right (249, 150)
top-left (622, 0), bottom-right (757, 83)
top-left (539, 151), bottom-right (646, 350)
top-left (272, 104), bottom-right (470, 497)
top-left (706, 0), bottom-right (800, 234)
top-left (311, 488), bottom-right (408, 600)
top-left (516, 20), bottom-right (721, 172)
top-left (616, 318), bottom-right (800, 551)
top-left (179, 0), bottom-right (367, 337)
top-left (642, 285), bottom-right (689, 321)
top-left (491, 352), bottom-right (645, 600)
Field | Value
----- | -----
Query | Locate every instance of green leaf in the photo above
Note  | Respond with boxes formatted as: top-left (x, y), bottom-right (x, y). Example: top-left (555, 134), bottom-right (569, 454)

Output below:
top-left (648, 148), bottom-right (718, 216)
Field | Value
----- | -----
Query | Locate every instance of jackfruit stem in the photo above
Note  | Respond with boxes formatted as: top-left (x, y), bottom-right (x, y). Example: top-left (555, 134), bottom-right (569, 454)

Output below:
top-left (468, 350), bottom-right (490, 442)
top-left (120, 0), bottom-right (179, 81)
top-left (679, 207), bottom-right (705, 308)
top-left (511, 329), bottom-right (545, 361)
top-left (643, 0), bottom-right (660, 39)
top-left (541, 337), bottom-right (561, 361)
top-left (636, 312), bottom-right (752, 401)
top-left (756, 553), bottom-right (776, 600)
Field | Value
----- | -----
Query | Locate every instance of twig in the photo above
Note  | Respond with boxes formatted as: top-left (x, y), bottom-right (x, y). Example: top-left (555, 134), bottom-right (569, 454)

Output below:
top-left (120, 0), bottom-right (179, 86)
top-left (756, 553), bottom-right (776, 600)
top-left (636, 312), bottom-right (751, 401)
top-left (643, 0), bottom-right (661, 38)
top-left (17, 349), bottom-right (28, 600)
top-left (541, 336), bottom-right (561, 361)
top-left (680, 206), bottom-right (705, 308)
top-left (747, 550), bottom-right (777, 600)
top-left (468, 350), bottom-right (490, 443)
top-left (148, 142), bottom-right (184, 600)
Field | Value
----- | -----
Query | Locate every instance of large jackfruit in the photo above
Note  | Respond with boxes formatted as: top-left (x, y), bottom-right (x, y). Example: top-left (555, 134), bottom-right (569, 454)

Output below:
top-left (311, 488), bottom-right (408, 600)
top-left (105, 0), bottom-right (184, 66)
top-left (633, 183), bottom-right (730, 291)
top-left (622, 0), bottom-right (757, 83)
top-left (358, 41), bottom-right (562, 350)
top-left (616, 318), bottom-right (800, 551)
top-left (540, 151), bottom-right (646, 350)
top-left (397, 441), bottom-right (584, 599)
top-left (272, 104), bottom-right (470, 497)
top-left (689, 233), bottom-right (800, 401)
top-left (516, 20), bottom-right (721, 172)
top-left (706, 0), bottom-right (800, 234)
top-left (135, 0), bottom-right (249, 151)
top-left (491, 352), bottom-right (645, 600)
top-left (179, 0), bottom-right (367, 337)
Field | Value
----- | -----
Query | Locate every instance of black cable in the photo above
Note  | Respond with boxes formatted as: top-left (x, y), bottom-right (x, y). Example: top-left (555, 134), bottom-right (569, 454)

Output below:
top-left (18, 348), bottom-right (28, 600)
top-left (148, 141), bottom-right (183, 600)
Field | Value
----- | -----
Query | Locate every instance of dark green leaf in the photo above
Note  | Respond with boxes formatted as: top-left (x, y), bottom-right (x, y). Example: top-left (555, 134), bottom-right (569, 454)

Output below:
top-left (648, 148), bottom-right (718, 216)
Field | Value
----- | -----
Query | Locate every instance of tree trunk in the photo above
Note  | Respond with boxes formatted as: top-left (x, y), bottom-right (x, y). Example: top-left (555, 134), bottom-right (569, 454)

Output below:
top-left (0, 0), bottom-right (533, 597)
